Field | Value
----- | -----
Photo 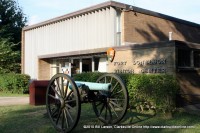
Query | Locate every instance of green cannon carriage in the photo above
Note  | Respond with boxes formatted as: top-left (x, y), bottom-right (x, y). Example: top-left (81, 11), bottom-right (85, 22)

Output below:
top-left (46, 73), bottom-right (129, 132)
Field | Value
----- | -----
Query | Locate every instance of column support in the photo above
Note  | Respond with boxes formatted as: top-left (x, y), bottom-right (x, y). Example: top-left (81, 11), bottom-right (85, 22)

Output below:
top-left (80, 58), bottom-right (82, 73)
top-left (191, 50), bottom-right (194, 67)
top-left (92, 57), bottom-right (95, 72)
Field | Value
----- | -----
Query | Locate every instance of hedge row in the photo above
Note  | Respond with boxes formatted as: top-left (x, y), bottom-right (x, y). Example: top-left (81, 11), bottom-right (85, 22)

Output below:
top-left (0, 73), bottom-right (30, 93)
top-left (73, 72), bottom-right (179, 113)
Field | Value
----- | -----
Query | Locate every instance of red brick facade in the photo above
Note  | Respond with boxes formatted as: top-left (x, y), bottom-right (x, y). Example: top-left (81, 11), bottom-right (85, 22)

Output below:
top-left (122, 11), bottom-right (200, 44)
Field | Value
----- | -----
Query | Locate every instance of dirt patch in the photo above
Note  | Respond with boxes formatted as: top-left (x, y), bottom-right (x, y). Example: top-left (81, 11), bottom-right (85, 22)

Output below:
top-left (0, 97), bottom-right (29, 106)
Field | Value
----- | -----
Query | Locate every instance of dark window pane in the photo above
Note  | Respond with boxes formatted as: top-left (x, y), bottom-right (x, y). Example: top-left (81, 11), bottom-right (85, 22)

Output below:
top-left (94, 58), bottom-right (99, 71)
top-left (194, 51), bottom-right (200, 67)
top-left (178, 49), bottom-right (191, 67)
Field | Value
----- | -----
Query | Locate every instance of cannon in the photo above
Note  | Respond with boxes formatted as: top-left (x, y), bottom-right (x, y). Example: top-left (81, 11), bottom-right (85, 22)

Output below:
top-left (46, 73), bottom-right (129, 133)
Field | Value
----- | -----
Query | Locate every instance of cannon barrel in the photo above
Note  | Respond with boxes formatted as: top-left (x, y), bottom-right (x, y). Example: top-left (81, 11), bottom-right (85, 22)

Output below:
top-left (74, 81), bottom-right (111, 91)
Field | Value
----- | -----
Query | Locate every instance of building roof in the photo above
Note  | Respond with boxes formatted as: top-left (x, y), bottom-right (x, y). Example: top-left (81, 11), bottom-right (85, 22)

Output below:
top-left (23, 1), bottom-right (200, 31)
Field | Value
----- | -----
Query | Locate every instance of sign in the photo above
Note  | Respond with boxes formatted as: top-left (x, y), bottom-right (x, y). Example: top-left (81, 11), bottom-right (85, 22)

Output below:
top-left (107, 48), bottom-right (115, 62)
top-left (112, 58), bottom-right (167, 74)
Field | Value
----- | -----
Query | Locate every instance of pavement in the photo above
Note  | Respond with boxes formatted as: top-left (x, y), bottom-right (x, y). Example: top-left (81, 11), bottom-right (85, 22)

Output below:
top-left (182, 104), bottom-right (200, 116)
top-left (0, 97), bottom-right (29, 106)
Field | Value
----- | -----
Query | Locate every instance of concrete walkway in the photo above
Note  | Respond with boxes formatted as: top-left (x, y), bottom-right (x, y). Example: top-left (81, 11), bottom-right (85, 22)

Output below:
top-left (0, 97), bottom-right (29, 106)
top-left (182, 104), bottom-right (200, 116)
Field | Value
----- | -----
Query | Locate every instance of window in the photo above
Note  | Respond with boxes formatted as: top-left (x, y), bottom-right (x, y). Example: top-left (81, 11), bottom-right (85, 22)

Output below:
top-left (82, 59), bottom-right (92, 72)
top-left (178, 49), bottom-right (191, 67)
top-left (94, 58), bottom-right (100, 71)
top-left (194, 51), bottom-right (200, 67)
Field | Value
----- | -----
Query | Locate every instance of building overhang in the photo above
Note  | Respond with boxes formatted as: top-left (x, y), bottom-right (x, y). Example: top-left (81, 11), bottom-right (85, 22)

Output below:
top-left (175, 40), bottom-right (200, 50)
top-left (38, 47), bottom-right (108, 59)
top-left (38, 40), bottom-right (200, 60)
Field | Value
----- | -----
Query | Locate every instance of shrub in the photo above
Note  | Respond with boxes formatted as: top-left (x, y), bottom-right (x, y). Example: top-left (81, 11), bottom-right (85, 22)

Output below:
top-left (73, 72), bottom-right (104, 82)
top-left (0, 73), bottom-right (30, 93)
top-left (73, 72), bottom-right (179, 113)
top-left (126, 74), bottom-right (179, 113)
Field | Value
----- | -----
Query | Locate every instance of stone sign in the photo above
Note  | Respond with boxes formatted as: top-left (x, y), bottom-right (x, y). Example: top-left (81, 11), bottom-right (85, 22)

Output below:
top-left (107, 46), bottom-right (175, 74)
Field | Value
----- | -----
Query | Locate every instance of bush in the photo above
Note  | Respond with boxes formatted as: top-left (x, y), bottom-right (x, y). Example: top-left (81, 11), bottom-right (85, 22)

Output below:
top-left (73, 72), bottom-right (104, 82)
top-left (73, 72), bottom-right (179, 113)
top-left (126, 74), bottom-right (179, 113)
top-left (0, 73), bottom-right (30, 93)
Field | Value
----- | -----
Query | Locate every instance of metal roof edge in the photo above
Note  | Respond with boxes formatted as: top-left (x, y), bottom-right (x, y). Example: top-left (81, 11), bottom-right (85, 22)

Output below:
top-left (23, 1), bottom-right (126, 31)
top-left (130, 6), bottom-right (200, 28)
top-left (22, 1), bottom-right (200, 31)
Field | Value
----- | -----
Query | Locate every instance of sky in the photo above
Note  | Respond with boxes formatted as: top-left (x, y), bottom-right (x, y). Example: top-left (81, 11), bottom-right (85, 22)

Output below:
top-left (17, 0), bottom-right (200, 26)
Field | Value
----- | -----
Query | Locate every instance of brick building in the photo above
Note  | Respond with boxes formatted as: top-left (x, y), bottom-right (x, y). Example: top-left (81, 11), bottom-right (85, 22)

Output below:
top-left (22, 1), bottom-right (200, 81)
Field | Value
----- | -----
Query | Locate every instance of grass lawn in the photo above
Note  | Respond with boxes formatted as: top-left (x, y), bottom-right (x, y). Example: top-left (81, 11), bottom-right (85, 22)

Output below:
top-left (0, 104), bottom-right (200, 133)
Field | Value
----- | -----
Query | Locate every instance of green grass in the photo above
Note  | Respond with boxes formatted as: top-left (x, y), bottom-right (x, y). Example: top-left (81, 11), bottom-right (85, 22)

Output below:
top-left (0, 105), bottom-right (56, 133)
top-left (0, 104), bottom-right (200, 133)
top-left (0, 92), bottom-right (29, 97)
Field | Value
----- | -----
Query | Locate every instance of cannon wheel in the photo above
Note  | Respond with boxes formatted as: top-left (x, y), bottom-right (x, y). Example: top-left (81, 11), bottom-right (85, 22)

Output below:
top-left (46, 73), bottom-right (81, 133)
top-left (92, 73), bottom-right (129, 124)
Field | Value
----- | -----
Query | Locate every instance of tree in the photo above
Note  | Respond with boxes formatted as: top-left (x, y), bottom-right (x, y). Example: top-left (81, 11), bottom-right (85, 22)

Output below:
top-left (0, 0), bottom-right (27, 73)
top-left (0, 38), bottom-right (20, 73)
top-left (0, 0), bottom-right (27, 50)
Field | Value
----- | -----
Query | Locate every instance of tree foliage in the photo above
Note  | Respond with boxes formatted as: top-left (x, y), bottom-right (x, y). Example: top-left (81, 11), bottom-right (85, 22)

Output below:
top-left (0, 0), bottom-right (27, 50)
top-left (0, 38), bottom-right (20, 73)
top-left (0, 0), bottom-right (27, 73)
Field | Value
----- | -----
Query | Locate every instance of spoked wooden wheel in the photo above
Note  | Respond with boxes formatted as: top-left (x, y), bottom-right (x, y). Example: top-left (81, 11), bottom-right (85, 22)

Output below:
top-left (46, 73), bottom-right (81, 133)
top-left (92, 73), bottom-right (129, 124)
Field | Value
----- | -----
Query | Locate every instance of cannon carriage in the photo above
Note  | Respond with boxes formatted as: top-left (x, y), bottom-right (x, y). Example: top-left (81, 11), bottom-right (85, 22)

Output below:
top-left (46, 73), bottom-right (129, 133)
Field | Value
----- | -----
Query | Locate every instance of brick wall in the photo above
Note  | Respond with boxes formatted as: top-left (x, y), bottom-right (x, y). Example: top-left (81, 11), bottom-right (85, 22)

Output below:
top-left (122, 11), bottom-right (200, 44)
top-left (38, 59), bottom-right (50, 80)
